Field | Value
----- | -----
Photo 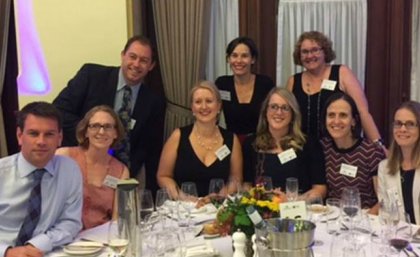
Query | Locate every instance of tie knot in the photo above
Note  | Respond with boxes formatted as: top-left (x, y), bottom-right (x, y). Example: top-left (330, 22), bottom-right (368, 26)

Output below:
top-left (33, 169), bottom-right (46, 182)
top-left (124, 85), bottom-right (132, 93)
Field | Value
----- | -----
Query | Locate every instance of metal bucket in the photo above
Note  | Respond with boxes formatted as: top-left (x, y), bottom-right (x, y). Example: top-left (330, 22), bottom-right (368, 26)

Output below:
top-left (255, 219), bottom-right (315, 257)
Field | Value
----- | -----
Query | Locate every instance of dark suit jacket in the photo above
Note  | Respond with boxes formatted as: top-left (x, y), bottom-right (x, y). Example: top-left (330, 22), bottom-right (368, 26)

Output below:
top-left (53, 64), bottom-right (165, 193)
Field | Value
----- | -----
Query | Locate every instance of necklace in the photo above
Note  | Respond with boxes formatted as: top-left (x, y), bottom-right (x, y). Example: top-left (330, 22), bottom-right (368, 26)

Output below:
top-left (195, 127), bottom-right (220, 151)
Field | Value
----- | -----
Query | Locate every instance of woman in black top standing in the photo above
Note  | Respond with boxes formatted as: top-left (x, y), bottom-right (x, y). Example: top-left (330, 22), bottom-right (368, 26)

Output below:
top-left (286, 31), bottom-right (381, 144)
top-left (216, 37), bottom-right (274, 143)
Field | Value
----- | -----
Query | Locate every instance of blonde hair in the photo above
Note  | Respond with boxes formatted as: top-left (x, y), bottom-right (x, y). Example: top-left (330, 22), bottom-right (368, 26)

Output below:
top-left (387, 101), bottom-right (420, 175)
top-left (254, 87), bottom-right (306, 151)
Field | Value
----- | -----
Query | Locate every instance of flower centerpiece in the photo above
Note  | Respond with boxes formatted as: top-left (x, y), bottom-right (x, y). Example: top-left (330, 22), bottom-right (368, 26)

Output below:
top-left (215, 185), bottom-right (284, 237)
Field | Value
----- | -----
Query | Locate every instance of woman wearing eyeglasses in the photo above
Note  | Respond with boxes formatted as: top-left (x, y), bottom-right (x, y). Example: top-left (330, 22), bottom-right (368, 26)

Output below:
top-left (378, 101), bottom-right (420, 224)
top-left (286, 31), bottom-right (381, 145)
top-left (320, 92), bottom-right (385, 213)
top-left (242, 87), bottom-right (326, 198)
top-left (56, 105), bottom-right (129, 229)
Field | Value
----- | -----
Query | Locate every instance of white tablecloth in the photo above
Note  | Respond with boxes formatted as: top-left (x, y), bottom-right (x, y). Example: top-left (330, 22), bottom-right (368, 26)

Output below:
top-left (47, 215), bottom-right (420, 257)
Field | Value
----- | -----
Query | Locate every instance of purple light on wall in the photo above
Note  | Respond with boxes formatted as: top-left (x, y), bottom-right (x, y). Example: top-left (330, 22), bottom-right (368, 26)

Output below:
top-left (16, 0), bottom-right (51, 95)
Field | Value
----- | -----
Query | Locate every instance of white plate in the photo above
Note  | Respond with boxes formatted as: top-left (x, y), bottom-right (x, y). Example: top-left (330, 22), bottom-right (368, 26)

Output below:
top-left (63, 242), bottom-right (103, 256)
top-left (319, 206), bottom-right (340, 222)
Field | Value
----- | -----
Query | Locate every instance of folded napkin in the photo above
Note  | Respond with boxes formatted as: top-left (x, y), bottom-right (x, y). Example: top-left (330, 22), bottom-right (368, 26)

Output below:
top-left (184, 237), bottom-right (218, 257)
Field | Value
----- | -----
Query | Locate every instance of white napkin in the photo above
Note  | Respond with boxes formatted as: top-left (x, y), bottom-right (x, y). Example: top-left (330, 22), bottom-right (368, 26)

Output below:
top-left (184, 237), bottom-right (218, 257)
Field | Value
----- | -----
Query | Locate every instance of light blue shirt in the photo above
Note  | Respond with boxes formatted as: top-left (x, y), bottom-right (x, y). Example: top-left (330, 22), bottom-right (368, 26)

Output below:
top-left (114, 68), bottom-right (141, 115)
top-left (0, 153), bottom-right (83, 256)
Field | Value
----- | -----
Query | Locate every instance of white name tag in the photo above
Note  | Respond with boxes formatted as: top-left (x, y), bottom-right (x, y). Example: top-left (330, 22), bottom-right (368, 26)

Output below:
top-left (339, 163), bottom-right (358, 178)
top-left (215, 144), bottom-right (231, 161)
top-left (277, 148), bottom-right (297, 164)
top-left (130, 119), bottom-right (136, 130)
top-left (219, 90), bottom-right (231, 101)
top-left (103, 175), bottom-right (120, 189)
top-left (279, 201), bottom-right (308, 219)
top-left (321, 79), bottom-right (337, 91)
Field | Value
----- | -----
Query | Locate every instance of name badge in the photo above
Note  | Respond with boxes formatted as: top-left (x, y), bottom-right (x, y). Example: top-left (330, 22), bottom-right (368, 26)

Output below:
top-left (279, 201), bottom-right (308, 219)
top-left (278, 148), bottom-right (297, 164)
top-left (321, 79), bottom-right (337, 91)
top-left (130, 119), bottom-right (136, 130)
top-left (103, 175), bottom-right (120, 189)
top-left (215, 144), bottom-right (231, 161)
top-left (339, 163), bottom-right (358, 178)
top-left (219, 90), bottom-right (231, 101)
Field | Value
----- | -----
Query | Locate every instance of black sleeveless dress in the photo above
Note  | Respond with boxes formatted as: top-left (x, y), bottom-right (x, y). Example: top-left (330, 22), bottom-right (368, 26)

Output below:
top-left (173, 124), bottom-right (233, 196)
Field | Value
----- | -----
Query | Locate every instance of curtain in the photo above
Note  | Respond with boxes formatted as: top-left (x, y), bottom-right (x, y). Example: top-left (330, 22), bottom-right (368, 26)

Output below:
top-left (276, 0), bottom-right (367, 88)
top-left (205, 0), bottom-right (239, 81)
top-left (0, 0), bottom-right (11, 157)
top-left (411, 0), bottom-right (420, 101)
top-left (152, 0), bottom-right (211, 138)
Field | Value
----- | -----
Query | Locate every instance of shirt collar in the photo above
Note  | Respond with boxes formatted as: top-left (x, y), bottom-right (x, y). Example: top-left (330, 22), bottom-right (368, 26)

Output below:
top-left (17, 152), bottom-right (55, 178)
top-left (117, 68), bottom-right (142, 93)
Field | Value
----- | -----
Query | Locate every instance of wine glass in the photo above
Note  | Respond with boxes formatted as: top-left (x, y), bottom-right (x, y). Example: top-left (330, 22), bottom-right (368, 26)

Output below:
top-left (208, 178), bottom-right (226, 208)
top-left (375, 199), bottom-right (399, 257)
top-left (389, 213), bottom-right (412, 256)
top-left (139, 189), bottom-right (154, 221)
top-left (227, 178), bottom-right (244, 200)
top-left (340, 186), bottom-right (361, 231)
top-left (107, 219), bottom-right (129, 257)
top-left (255, 176), bottom-right (273, 191)
top-left (180, 182), bottom-right (198, 229)
top-left (285, 177), bottom-right (299, 202)
top-left (155, 188), bottom-right (170, 228)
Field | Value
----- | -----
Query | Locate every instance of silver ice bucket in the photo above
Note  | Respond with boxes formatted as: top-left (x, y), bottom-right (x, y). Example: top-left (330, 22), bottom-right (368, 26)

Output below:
top-left (255, 218), bottom-right (315, 257)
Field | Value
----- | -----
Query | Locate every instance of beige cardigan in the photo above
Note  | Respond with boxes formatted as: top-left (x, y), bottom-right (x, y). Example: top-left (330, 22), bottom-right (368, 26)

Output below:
top-left (378, 159), bottom-right (420, 225)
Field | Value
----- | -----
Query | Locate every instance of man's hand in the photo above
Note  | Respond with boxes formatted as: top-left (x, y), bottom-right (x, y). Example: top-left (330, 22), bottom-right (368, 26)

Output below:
top-left (5, 245), bottom-right (43, 257)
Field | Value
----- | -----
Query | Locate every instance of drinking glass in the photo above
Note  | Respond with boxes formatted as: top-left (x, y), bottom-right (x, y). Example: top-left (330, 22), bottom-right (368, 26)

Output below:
top-left (155, 188), bottom-right (170, 228)
top-left (389, 213), bottom-right (412, 256)
top-left (306, 195), bottom-right (324, 223)
top-left (180, 182), bottom-right (198, 229)
top-left (255, 176), bottom-right (273, 191)
top-left (325, 198), bottom-right (341, 235)
top-left (227, 178), bottom-right (244, 200)
top-left (376, 199), bottom-right (399, 256)
top-left (139, 189), bottom-right (154, 221)
top-left (285, 177), bottom-right (299, 202)
top-left (208, 178), bottom-right (226, 208)
top-left (340, 187), bottom-right (361, 231)
top-left (107, 220), bottom-right (129, 257)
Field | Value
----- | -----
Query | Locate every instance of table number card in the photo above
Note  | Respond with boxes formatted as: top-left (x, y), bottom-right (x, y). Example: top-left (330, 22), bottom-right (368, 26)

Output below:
top-left (279, 201), bottom-right (308, 219)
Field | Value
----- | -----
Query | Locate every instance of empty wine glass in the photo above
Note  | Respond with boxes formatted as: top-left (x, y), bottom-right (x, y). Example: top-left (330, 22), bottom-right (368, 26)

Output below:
top-left (389, 213), bottom-right (412, 256)
top-left (155, 188), bottom-right (170, 228)
top-left (227, 178), bottom-right (244, 200)
top-left (180, 182), bottom-right (198, 229)
top-left (107, 220), bottom-right (129, 257)
top-left (286, 177), bottom-right (299, 202)
top-left (208, 178), bottom-right (226, 208)
top-left (139, 189), bottom-right (154, 221)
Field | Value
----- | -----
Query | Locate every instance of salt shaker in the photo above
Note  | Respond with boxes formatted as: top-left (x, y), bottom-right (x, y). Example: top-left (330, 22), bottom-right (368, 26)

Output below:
top-left (232, 229), bottom-right (247, 257)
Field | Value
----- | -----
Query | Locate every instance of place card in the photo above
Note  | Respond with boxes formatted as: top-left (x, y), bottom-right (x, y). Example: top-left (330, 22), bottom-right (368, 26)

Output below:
top-left (279, 200), bottom-right (308, 219)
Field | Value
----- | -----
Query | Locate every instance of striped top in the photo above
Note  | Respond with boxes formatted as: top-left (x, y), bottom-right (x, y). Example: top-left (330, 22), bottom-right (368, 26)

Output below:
top-left (320, 137), bottom-right (385, 208)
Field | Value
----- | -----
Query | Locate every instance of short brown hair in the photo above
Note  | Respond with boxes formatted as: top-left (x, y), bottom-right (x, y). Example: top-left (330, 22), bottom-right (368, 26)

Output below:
top-left (293, 31), bottom-right (336, 66)
top-left (76, 105), bottom-right (125, 149)
top-left (17, 101), bottom-right (62, 131)
top-left (122, 35), bottom-right (156, 62)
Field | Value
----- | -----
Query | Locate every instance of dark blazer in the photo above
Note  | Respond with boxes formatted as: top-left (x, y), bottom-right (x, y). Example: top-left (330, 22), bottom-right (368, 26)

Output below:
top-left (53, 63), bottom-right (165, 193)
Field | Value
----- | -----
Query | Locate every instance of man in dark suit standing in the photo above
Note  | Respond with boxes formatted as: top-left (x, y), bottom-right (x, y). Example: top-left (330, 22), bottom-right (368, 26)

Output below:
top-left (53, 35), bottom-right (165, 194)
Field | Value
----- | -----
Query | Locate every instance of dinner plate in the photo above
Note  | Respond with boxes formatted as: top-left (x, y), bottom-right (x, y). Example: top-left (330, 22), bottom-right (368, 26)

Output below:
top-left (63, 241), bottom-right (104, 256)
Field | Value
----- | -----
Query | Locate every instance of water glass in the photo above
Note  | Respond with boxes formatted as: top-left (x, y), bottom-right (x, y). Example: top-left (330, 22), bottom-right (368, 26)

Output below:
top-left (285, 177), bottom-right (299, 202)
top-left (326, 198), bottom-right (340, 235)
top-left (108, 220), bottom-right (129, 257)
top-left (139, 189), bottom-right (154, 221)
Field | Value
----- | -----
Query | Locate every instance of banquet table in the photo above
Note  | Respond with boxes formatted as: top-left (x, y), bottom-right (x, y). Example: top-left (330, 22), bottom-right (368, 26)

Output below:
top-left (47, 214), bottom-right (420, 257)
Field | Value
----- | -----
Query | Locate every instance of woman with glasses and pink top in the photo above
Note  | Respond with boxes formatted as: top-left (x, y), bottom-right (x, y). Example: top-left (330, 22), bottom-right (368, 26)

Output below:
top-left (286, 31), bottom-right (381, 145)
top-left (56, 105), bottom-right (129, 229)
top-left (378, 101), bottom-right (420, 225)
